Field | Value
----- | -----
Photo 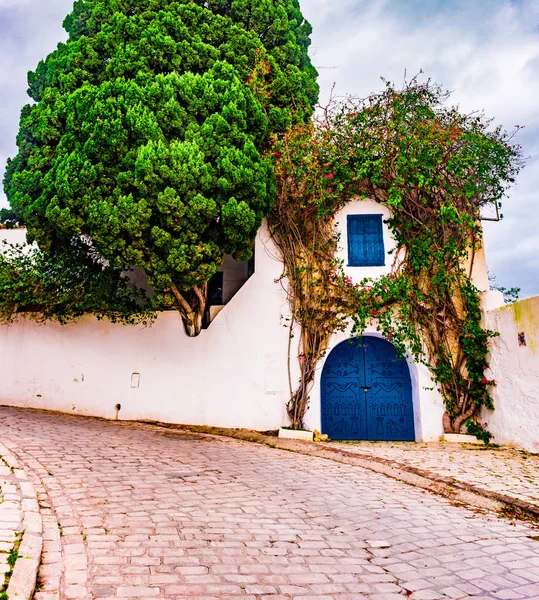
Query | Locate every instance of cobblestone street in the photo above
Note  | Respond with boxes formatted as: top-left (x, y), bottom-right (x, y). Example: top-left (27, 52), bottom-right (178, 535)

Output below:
top-left (0, 455), bottom-right (22, 589)
top-left (1, 407), bottom-right (539, 600)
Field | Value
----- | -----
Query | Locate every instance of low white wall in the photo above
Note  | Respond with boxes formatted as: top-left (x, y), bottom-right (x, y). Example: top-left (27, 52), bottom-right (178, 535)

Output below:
top-left (0, 225), bottom-right (292, 430)
top-left (482, 296), bottom-right (539, 452)
top-left (1, 228), bottom-right (28, 248)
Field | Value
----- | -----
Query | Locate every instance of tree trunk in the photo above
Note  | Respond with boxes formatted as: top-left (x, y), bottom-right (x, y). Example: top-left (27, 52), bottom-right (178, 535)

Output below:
top-left (442, 410), bottom-right (454, 433)
top-left (171, 283), bottom-right (208, 338)
top-left (452, 406), bottom-right (476, 434)
top-left (286, 328), bottom-right (330, 429)
top-left (443, 406), bottom-right (476, 433)
top-left (182, 308), bottom-right (204, 337)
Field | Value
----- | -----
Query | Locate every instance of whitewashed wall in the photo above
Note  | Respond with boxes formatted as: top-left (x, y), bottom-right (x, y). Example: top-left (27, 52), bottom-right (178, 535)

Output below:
top-left (1, 228), bottom-right (28, 248)
top-left (482, 296), bottom-right (539, 452)
top-left (2, 218), bottom-right (536, 450)
top-left (304, 199), bottom-right (446, 440)
top-left (0, 224), bottom-right (293, 430)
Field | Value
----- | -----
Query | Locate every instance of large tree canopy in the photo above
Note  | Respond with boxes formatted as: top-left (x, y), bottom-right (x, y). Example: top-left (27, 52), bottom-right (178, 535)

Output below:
top-left (4, 0), bottom-right (318, 335)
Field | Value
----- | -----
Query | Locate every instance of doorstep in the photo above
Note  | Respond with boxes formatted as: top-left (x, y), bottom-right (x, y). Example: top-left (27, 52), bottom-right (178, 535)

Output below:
top-left (278, 428), bottom-right (314, 441)
top-left (443, 433), bottom-right (484, 444)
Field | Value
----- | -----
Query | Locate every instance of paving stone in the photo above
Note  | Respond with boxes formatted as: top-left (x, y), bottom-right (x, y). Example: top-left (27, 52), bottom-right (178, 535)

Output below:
top-left (1, 406), bottom-right (539, 600)
top-left (327, 439), bottom-right (539, 508)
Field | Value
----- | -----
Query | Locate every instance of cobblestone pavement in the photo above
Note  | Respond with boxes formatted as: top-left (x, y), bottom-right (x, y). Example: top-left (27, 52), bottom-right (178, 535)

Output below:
top-left (0, 441), bottom-right (41, 600)
top-left (0, 454), bottom-right (22, 591)
top-left (1, 407), bottom-right (539, 600)
top-left (328, 441), bottom-right (539, 508)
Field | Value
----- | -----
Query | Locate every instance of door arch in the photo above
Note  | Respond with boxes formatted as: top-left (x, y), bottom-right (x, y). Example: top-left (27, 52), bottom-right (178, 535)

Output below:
top-left (321, 336), bottom-right (415, 441)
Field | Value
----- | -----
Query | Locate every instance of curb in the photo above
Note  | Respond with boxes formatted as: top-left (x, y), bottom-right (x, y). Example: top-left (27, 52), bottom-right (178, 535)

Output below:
top-left (0, 443), bottom-right (42, 600)
top-left (141, 421), bottom-right (539, 525)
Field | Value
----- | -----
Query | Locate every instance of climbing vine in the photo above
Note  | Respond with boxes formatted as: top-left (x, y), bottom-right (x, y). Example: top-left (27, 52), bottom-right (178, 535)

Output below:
top-left (268, 123), bottom-right (352, 428)
top-left (269, 78), bottom-right (524, 434)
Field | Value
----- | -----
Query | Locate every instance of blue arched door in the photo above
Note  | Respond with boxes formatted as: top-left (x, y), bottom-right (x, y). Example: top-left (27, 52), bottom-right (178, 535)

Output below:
top-left (321, 336), bottom-right (415, 441)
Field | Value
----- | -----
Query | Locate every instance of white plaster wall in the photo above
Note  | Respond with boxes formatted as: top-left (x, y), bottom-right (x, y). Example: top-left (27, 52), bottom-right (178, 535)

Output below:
top-left (481, 296), bottom-right (539, 452)
top-left (0, 228), bottom-right (28, 249)
top-left (469, 244), bottom-right (490, 293)
top-left (481, 290), bottom-right (505, 311)
top-left (0, 224), bottom-right (292, 430)
top-left (469, 241), bottom-right (505, 311)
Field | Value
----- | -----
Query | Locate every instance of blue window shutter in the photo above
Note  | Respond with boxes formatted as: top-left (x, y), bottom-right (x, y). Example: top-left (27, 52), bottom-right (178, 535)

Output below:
top-left (347, 214), bottom-right (385, 266)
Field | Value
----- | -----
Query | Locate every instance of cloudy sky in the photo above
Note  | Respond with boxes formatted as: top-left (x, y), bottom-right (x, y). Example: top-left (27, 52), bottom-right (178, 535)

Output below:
top-left (1, 0), bottom-right (538, 296)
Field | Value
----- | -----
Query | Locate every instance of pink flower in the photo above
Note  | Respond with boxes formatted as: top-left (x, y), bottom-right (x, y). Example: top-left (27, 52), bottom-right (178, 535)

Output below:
top-left (326, 173), bottom-right (334, 179)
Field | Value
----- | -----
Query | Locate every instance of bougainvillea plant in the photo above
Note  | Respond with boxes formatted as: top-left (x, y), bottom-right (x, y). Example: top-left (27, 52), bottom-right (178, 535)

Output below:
top-left (270, 77), bottom-right (524, 435)
top-left (3, 0), bottom-right (318, 336)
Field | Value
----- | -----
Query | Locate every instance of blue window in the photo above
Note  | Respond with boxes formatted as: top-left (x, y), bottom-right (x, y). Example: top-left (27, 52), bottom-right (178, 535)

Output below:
top-left (347, 214), bottom-right (385, 266)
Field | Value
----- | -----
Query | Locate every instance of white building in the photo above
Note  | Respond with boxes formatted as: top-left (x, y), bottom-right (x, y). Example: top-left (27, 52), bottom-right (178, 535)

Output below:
top-left (1, 199), bottom-right (530, 447)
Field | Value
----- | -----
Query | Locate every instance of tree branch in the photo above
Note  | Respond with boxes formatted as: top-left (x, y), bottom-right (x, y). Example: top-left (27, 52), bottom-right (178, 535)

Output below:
top-left (170, 284), bottom-right (193, 317)
top-left (193, 284), bottom-right (206, 309)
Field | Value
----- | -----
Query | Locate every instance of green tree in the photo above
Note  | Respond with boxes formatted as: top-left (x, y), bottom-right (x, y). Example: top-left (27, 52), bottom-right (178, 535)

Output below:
top-left (0, 209), bottom-right (20, 229)
top-left (4, 0), bottom-right (318, 335)
top-left (488, 272), bottom-right (521, 304)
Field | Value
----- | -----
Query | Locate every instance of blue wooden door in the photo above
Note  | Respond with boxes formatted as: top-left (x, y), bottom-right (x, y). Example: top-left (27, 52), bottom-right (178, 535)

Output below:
top-left (321, 336), bottom-right (415, 441)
